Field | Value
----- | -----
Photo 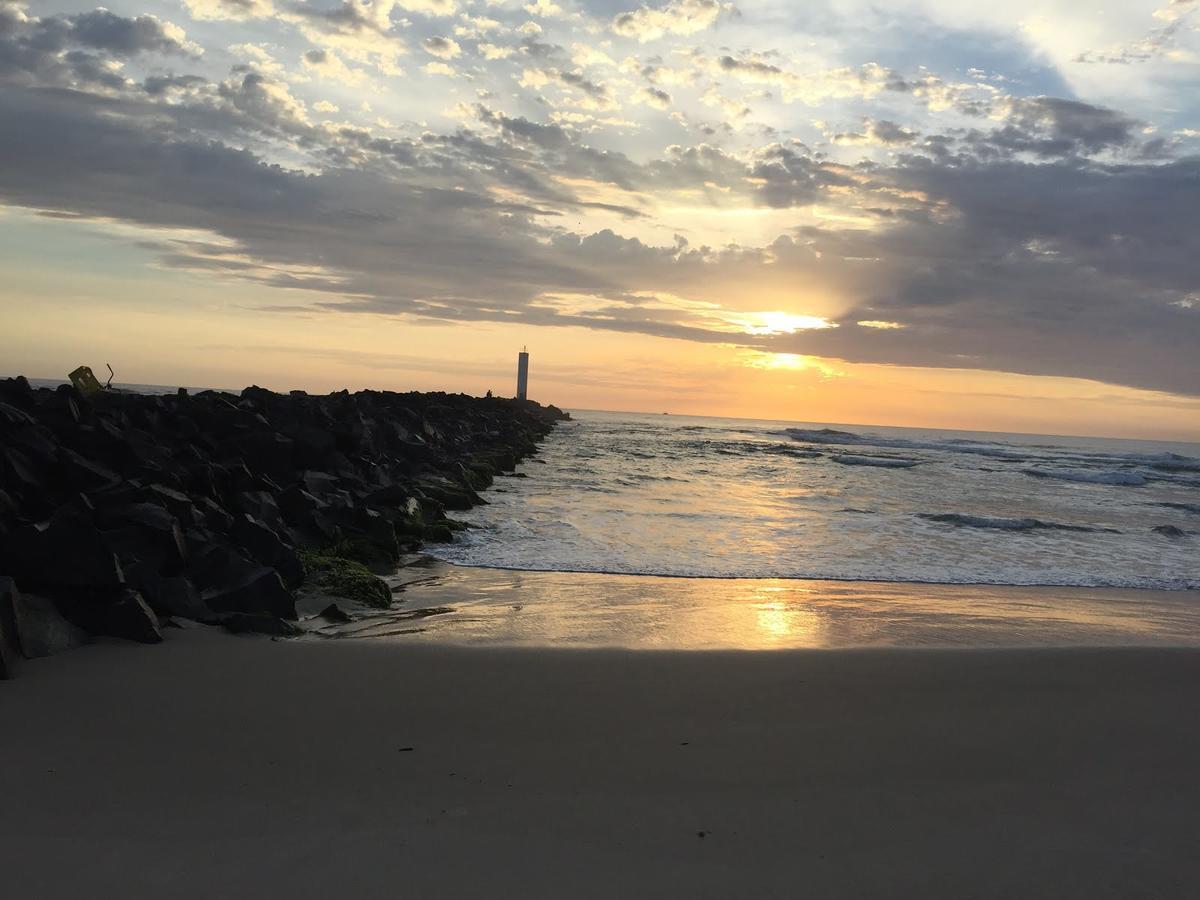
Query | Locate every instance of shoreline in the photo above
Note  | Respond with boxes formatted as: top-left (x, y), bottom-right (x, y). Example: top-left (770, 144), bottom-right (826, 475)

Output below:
top-left (418, 556), bottom-right (1200, 592)
top-left (3, 631), bottom-right (1198, 898)
top-left (310, 558), bottom-right (1200, 650)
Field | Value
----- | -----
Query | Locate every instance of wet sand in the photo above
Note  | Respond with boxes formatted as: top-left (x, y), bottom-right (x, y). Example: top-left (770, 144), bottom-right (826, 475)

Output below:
top-left (3, 630), bottom-right (1199, 898)
top-left (327, 558), bottom-right (1200, 649)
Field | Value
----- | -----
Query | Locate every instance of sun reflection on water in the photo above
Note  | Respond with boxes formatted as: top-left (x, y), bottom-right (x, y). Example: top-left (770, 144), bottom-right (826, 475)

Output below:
top-left (749, 584), bottom-right (825, 646)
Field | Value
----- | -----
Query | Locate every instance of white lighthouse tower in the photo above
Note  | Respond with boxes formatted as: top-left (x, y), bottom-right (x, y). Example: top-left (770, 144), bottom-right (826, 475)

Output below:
top-left (516, 347), bottom-right (529, 400)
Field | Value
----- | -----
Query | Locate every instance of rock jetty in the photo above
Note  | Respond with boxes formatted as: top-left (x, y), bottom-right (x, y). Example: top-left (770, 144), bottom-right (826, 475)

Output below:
top-left (0, 377), bottom-right (568, 677)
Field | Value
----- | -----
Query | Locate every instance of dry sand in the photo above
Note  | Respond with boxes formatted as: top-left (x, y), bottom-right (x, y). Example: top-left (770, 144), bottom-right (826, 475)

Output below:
top-left (2, 631), bottom-right (1199, 898)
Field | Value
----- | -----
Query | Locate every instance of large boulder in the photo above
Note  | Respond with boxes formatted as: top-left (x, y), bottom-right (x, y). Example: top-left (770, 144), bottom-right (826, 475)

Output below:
top-left (94, 589), bottom-right (163, 644)
top-left (416, 475), bottom-right (483, 511)
top-left (0, 577), bottom-right (20, 678)
top-left (189, 544), bottom-right (295, 619)
top-left (99, 503), bottom-right (188, 572)
top-left (58, 448), bottom-right (122, 493)
top-left (11, 590), bottom-right (89, 658)
top-left (136, 574), bottom-right (212, 622)
top-left (0, 502), bottom-right (124, 593)
top-left (233, 514), bottom-right (304, 588)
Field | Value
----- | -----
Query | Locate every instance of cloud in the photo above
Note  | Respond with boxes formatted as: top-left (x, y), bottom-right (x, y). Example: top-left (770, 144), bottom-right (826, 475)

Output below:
top-left (303, 47), bottom-right (371, 85)
top-left (833, 119), bottom-right (919, 147)
top-left (0, 2), bottom-right (199, 89)
top-left (423, 36), bottom-right (461, 58)
top-left (634, 86), bottom-right (672, 109)
top-left (283, 0), bottom-right (408, 75)
top-left (182, 0), bottom-right (275, 22)
top-left (478, 43), bottom-right (514, 60)
top-left (524, 0), bottom-right (564, 18)
top-left (520, 66), bottom-right (617, 110)
top-left (396, 0), bottom-right (457, 13)
top-left (1154, 0), bottom-right (1199, 22)
top-left (967, 97), bottom-right (1142, 158)
top-left (612, 0), bottom-right (727, 44)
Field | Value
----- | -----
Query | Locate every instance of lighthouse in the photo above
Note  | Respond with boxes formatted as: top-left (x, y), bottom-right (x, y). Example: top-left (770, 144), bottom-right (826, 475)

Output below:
top-left (516, 347), bottom-right (529, 400)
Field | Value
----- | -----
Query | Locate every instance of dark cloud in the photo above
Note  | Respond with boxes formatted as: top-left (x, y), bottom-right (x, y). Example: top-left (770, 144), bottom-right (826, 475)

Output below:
top-left (747, 143), bottom-right (855, 208)
top-left (0, 1), bottom-right (193, 87)
top-left (969, 97), bottom-right (1142, 159)
top-left (764, 155), bottom-right (1200, 394)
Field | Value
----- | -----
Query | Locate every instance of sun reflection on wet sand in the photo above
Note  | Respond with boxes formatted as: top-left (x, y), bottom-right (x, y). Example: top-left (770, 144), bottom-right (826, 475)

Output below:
top-left (749, 585), bottom-right (826, 646)
top-left (320, 560), bottom-right (1200, 651)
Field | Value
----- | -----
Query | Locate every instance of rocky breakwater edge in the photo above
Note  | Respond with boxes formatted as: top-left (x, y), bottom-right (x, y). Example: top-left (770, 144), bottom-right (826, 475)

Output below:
top-left (0, 377), bottom-right (569, 679)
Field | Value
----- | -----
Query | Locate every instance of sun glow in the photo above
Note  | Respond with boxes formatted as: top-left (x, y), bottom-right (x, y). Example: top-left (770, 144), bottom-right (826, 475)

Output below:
top-left (738, 350), bottom-right (844, 379)
top-left (737, 311), bottom-right (838, 335)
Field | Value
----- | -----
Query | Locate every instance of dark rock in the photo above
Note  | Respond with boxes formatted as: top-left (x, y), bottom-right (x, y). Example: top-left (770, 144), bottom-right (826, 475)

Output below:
top-left (100, 503), bottom-right (188, 570)
top-left (58, 448), bottom-right (122, 493)
top-left (277, 485), bottom-right (327, 526)
top-left (11, 590), bottom-right (89, 658)
top-left (146, 484), bottom-right (198, 523)
top-left (0, 577), bottom-right (20, 678)
top-left (134, 572), bottom-right (212, 621)
top-left (325, 506), bottom-right (399, 563)
top-left (0, 376), bottom-right (34, 408)
top-left (318, 602), bottom-right (351, 624)
top-left (416, 475), bottom-right (483, 511)
top-left (302, 470), bottom-right (341, 497)
top-left (285, 424), bottom-right (337, 467)
top-left (236, 490), bottom-right (286, 533)
top-left (300, 551), bottom-right (392, 608)
top-left (233, 514), bottom-right (304, 588)
top-left (197, 496), bottom-right (234, 533)
top-left (1, 446), bottom-right (44, 505)
top-left (0, 399), bottom-right (37, 426)
top-left (190, 544), bottom-right (295, 619)
top-left (424, 522), bottom-right (454, 543)
top-left (363, 484), bottom-right (414, 511)
top-left (1, 503), bottom-right (124, 592)
top-left (220, 613), bottom-right (302, 637)
top-left (97, 589), bottom-right (163, 644)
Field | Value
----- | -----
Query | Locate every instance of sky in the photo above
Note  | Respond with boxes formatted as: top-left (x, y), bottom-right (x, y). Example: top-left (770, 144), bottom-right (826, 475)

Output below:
top-left (1, 0), bottom-right (1198, 439)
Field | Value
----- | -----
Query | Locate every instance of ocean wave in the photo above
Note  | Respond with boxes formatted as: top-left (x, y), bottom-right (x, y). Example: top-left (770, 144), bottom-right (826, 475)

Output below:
top-left (1152, 525), bottom-right (1194, 538)
top-left (918, 513), bottom-right (1116, 533)
top-left (1023, 468), bottom-right (1146, 486)
top-left (1155, 502), bottom-right (1200, 515)
top-left (782, 427), bottom-right (1199, 474)
top-left (1127, 453), bottom-right (1200, 472)
top-left (782, 427), bottom-right (1031, 461)
top-left (832, 454), bottom-right (920, 468)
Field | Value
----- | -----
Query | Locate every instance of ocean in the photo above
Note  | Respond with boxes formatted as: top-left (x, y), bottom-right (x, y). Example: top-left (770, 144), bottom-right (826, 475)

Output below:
top-left (429, 410), bottom-right (1199, 592)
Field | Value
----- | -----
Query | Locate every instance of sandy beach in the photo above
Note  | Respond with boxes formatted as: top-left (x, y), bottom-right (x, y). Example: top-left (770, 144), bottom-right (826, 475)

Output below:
top-left (3, 630), bottom-right (1198, 898)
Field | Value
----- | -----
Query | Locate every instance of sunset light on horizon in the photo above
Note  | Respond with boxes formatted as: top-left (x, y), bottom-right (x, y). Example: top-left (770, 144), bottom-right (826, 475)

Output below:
top-left (1, 0), bottom-right (1198, 439)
